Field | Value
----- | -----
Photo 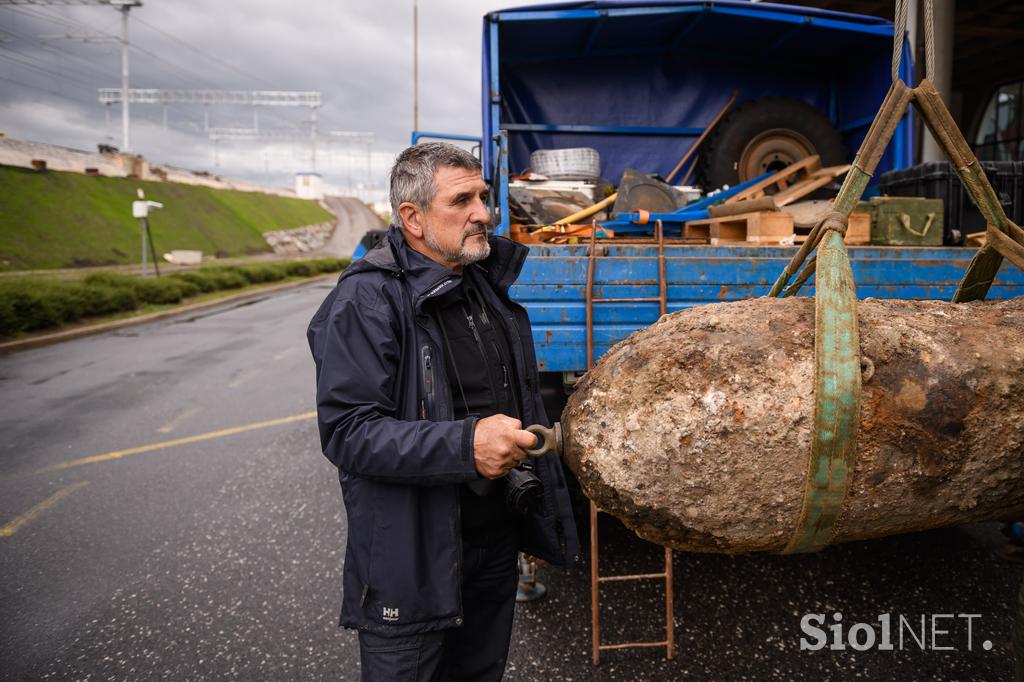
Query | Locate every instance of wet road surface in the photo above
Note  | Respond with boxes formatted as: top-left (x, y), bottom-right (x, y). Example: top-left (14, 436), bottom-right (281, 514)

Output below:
top-left (0, 279), bottom-right (1020, 680)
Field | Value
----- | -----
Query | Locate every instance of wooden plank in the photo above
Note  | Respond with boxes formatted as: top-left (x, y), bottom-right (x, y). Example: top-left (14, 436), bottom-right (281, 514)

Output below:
top-left (685, 211), bottom-right (795, 245)
top-left (684, 221), bottom-right (712, 241)
top-left (810, 163), bottom-right (853, 179)
top-left (772, 175), bottom-right (835, 207)
top-left (846, 211), bottom-right (871, 245)
top-left (773, 164), bottom-right (853, 207)
top-left (707, 195), bottom-right (778, 218)
top-left (724, 155), bottom-right (821, 204)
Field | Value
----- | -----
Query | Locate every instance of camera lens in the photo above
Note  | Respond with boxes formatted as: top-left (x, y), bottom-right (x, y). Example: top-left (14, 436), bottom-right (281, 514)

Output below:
top-left (505, 467), bottom-right (544, 515)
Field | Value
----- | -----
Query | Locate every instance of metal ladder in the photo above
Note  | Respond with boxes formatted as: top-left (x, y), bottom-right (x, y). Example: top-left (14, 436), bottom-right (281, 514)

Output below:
top-left (584, 221), bottom-right (675, 664)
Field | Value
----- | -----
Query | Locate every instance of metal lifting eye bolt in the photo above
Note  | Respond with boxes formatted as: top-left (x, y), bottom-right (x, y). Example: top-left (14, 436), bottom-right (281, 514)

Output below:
top-left (524, 423), bottom-right (562, 458)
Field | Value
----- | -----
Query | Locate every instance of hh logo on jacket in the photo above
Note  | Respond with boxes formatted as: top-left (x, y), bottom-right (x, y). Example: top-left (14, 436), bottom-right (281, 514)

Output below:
top-left (383, 607), bottom-right (400, 622)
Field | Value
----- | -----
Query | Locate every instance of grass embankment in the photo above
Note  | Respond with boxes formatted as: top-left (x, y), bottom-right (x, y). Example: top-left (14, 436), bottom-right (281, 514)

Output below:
top-left (0, 165), bottom-right (333, 270)
top-left (0, 258), bottom-right (346, 339)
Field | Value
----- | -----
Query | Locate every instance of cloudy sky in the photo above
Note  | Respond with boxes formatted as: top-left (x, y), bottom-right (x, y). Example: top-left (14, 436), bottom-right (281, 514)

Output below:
top-left (0, 0), bottom-right (538, 198)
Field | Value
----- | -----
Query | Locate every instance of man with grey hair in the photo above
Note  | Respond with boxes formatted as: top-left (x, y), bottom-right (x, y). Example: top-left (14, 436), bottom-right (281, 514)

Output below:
top-left (308, 142), bottom-right (579, 680)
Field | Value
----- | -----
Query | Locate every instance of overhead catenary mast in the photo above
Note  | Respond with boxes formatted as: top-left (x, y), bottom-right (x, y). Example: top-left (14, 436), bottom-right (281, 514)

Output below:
top-left (412, 0), bottom-right (418, 133)
top-left (99, 88), bottom-right (324, 166)
top-left (113, 0), bottom-right (141, 151)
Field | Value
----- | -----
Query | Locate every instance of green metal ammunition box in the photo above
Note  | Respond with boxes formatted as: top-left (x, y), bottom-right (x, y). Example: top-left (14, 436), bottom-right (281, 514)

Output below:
top-left (858, 197), bottom-right (945, 246)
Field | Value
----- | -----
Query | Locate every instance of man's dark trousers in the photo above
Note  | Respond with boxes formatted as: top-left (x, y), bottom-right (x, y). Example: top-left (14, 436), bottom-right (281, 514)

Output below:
top-left (357, 530), bottom-right (519, 681)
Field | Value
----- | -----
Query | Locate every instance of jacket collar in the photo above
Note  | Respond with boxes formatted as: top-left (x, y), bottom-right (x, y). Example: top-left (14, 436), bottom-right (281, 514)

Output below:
top-left (345, 224), bottom-right (528, 306)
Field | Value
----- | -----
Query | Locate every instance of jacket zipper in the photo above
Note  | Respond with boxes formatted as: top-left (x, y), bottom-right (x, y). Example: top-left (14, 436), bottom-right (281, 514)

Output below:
top-left (471, 281), bottom-right (515, 410)
top-left (418, 286), bottom-right (467, 625)
top-left (497, 348), bottom-right (510, 389)
top-left (492, 340), bottom-right (518, 418)
top-left (506, 312), bottom-right (534, 392)
top-left (420, 334), bottom-right (466, 625)
top-left (408, 273), bottom-right (473, 624)
top-left (465, 306), bottom-right (501, 408)
top-left (420, 345), bottom-right (436, 420)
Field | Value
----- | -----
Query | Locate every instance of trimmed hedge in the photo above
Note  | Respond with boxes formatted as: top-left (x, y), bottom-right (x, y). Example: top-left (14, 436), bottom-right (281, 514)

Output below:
top-left (0, 257), bottom-right (347, 337)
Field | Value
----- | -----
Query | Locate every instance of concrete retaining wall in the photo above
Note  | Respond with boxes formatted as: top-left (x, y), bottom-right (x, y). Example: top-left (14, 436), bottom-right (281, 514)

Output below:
top-left (0, 137), bottom-right (296, 198)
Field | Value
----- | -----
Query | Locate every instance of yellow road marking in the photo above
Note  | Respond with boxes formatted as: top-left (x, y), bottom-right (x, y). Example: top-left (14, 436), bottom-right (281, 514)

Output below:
top-left (0, 481), bottom-right (90, 537)
top-left (40, 412), bottom-right (317, 474)
top-left (157, 406), bottom-right (200, 433)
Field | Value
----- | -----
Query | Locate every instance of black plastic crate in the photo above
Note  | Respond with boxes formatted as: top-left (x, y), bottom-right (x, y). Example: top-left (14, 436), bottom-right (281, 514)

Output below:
top-left (877, 160), bottom-right (1023, 245)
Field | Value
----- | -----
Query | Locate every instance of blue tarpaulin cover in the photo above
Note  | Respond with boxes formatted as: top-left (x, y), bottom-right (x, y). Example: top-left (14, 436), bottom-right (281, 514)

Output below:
top-left (482, 1), bottom-right (912, 185)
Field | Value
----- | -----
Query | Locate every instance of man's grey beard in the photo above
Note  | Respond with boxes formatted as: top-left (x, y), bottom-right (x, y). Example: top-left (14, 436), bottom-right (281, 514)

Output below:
top-left (424, 224), bottom-right (491, 266)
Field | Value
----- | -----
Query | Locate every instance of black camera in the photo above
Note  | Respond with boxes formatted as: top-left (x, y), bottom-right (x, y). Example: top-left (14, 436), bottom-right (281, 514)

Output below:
top-left (505, 464), bottom-right (544, 515)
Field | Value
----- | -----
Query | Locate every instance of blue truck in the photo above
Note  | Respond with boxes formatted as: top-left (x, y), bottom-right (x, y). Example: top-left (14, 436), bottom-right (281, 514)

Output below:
top-left (398, 1), bottom-right (1024, 415)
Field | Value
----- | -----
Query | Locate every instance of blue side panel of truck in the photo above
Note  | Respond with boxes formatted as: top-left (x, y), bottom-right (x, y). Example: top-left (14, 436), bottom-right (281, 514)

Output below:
top-left (512, 244), bottom-right (1024, 372)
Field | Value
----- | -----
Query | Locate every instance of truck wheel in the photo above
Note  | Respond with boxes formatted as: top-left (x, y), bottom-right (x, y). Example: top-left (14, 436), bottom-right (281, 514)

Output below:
top-left (698, 97), bottom-right (847, 191)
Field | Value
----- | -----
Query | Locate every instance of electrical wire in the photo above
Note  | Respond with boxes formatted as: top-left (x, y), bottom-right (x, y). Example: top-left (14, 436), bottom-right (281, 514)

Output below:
top-left (127, 42), bottom-right (221, 88)
top-left (1, 23), bottom-right (116, 81)
top-left (1, 5), bottom-right (117, 40)
top-left (0, 48), bottom-right (98, 87)
top-left (0, 72), bottom-right (66, 98)
top-left (128, 13), bottom-right (334, 135)
top-left (131, 14), bottom-right (276, 88)
top-left (0, 26), bottom-right (114, 110)
top-left (2, 4), bottom-right (221, 88)
top-left (0, 47), bottom-right (86, 82)
top-left (0, 45), bottom-right (205, 132)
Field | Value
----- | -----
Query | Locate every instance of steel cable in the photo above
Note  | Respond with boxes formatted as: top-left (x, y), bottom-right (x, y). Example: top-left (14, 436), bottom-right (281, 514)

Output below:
top-left (891, 0), bottom-right (909, 82)
top-left (924, 0), bottom-right (936, 82)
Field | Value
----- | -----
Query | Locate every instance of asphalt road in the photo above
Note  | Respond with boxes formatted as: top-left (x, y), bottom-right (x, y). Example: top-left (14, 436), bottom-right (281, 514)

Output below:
top-left (318, 197), bottom-right (384, 259)
top-left (1, 279), bottom-right (1021, 681)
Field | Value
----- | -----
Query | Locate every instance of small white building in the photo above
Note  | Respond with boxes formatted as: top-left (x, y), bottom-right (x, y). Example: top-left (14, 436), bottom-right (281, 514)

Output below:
top-left (295, 172), bottom-right (325, 200)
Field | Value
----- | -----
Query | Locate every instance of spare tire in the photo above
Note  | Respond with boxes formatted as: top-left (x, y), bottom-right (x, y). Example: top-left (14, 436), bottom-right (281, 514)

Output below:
top-left (698, 97), bottom-right (847, 191)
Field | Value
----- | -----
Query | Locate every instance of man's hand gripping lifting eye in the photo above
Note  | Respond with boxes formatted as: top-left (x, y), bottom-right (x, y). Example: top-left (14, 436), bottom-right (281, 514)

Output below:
top-left (472, 414), bottom-right (537, 479)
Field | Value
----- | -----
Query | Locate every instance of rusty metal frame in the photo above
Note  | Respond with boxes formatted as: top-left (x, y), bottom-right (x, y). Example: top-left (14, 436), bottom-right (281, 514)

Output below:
top-left (586, 221), bottom-right (675, 664)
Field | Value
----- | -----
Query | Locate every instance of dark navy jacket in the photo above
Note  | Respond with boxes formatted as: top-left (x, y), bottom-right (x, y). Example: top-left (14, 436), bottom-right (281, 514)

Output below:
top-left (307, 225), bottom-right (580, 635)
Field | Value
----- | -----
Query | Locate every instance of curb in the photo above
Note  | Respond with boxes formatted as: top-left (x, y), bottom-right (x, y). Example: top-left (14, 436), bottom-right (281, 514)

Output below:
top-left (0, 273), bottom-right (338, 355)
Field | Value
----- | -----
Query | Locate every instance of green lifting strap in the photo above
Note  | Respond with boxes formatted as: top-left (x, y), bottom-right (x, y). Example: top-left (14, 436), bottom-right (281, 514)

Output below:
top-left (771, 80), bottom-right (908, 554)
top-left (770, 0), bottom-right (1023, 555)
top-left (782, 226), bottom-right (862, 554)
